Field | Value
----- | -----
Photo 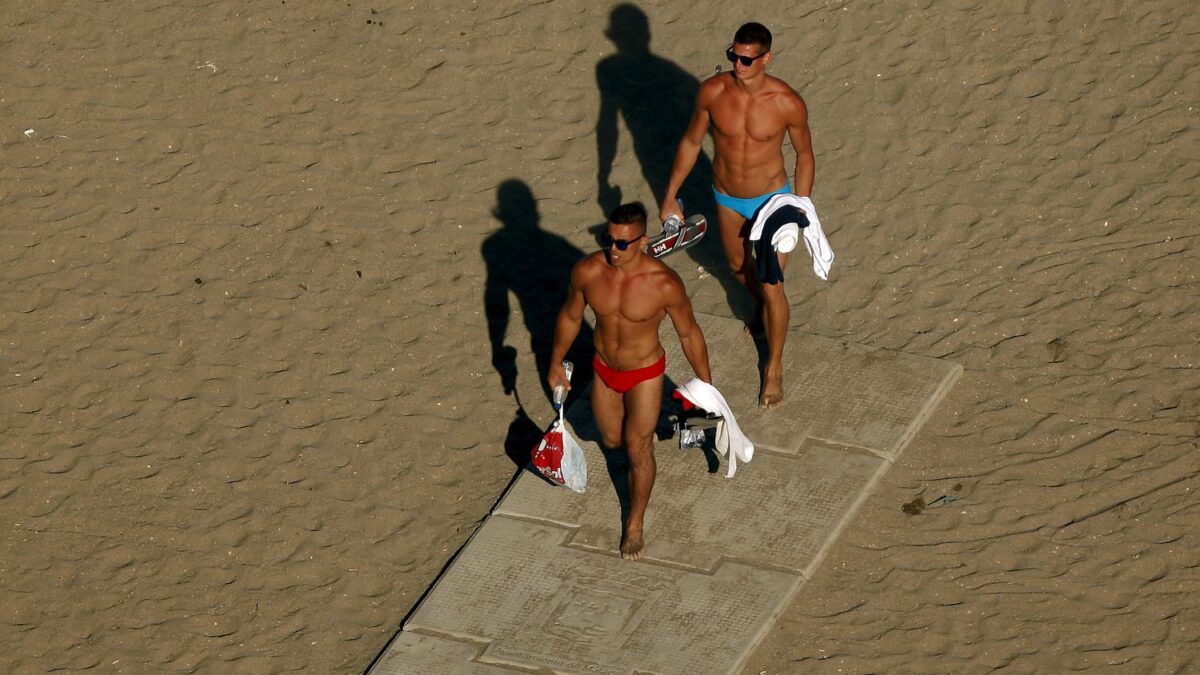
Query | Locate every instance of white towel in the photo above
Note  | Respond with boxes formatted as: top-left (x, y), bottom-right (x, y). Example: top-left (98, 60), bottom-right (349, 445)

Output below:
top-left (771, 222), bottom-right (801, 254)
top-left (673, 378), bottom-right (754, 478)
top-left (748, 194), bottom-right (835, 280)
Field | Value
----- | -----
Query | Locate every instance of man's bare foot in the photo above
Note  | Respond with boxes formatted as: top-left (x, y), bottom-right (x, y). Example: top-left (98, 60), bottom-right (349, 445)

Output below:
top-left (758, 390), bottom-right (784, 410)
top-left (620, 529), bottom-right (644, 561)
top-left (759, 368), bottom-right (784, 410)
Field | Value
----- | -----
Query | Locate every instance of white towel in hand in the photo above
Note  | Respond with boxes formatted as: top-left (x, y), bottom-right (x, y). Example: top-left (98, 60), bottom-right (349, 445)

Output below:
top-left (673, 378), bottom-right (754, 478)
top-left (748, 194), bottom-right (835, 280)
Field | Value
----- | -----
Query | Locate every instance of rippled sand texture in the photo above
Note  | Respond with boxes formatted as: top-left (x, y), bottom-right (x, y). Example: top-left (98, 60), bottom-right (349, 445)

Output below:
top-left (736, 2), bottom-right (1200, 673)
top-left (1, 0), bottom-right (1196, 673)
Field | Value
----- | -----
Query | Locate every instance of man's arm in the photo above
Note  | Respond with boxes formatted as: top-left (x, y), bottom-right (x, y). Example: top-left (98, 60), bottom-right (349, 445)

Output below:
top-left (663, 273), bottom-right (712, 384)
top-left (786, 93), bottom-right (815, 197)
top-left (548, 260), bottom-right (590, 392)
top-left (659, 83), bottom-right (715, 223)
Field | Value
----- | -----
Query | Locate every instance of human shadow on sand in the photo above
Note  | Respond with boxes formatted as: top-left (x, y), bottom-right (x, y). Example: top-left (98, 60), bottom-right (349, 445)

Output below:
top-left (482, 179), bottom-right (596, 469)
top-left (595, 3), bottom-right (754, 323)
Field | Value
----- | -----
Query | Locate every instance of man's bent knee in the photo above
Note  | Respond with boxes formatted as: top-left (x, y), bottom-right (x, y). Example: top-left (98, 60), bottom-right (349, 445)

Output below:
top-left (623, 433), bottom-right (655, 459)
top-left (761, 281), bottom-right (788, 301)
top-left (726, 256), bottom-right (747, 276)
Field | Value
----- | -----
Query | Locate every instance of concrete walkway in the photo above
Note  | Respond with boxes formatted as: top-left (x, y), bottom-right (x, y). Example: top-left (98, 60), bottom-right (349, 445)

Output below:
top-left (369, 312), bottom-right (961, 674)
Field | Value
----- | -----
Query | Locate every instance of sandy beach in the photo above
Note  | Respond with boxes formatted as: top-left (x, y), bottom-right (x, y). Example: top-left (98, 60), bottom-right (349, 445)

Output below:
top-left (2, 1), bottom-right (1197, 673)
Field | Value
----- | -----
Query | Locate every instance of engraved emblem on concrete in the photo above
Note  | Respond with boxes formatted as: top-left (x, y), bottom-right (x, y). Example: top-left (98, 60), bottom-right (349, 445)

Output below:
top-left (533, 570), bottom-right (665, 645)
top-left (404, 517), bottom-right (798, 674)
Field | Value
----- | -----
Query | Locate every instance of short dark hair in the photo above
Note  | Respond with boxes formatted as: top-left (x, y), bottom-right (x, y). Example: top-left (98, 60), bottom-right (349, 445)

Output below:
top-left (608, 202), bottom-right (648, 233)
top-left (734, 22), bottom-right (772, 52)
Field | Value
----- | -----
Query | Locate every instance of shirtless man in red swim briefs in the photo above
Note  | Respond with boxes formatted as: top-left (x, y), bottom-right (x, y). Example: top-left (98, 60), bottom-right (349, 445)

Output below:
top-left (548, 202), bottom-right (712, 560)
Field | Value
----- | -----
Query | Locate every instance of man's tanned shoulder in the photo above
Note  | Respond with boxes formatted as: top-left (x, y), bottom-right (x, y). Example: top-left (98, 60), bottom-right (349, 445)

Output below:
top-left (579, 251), bottom-right (609, 270)
top-left (697, 73), bottom-right (732, 104)
top-left (571, 251), bottom-right (608, 282)
top-left (765, 76), bottom-right (806, 112)
top-left (645, 260), bottom-right (687, 303)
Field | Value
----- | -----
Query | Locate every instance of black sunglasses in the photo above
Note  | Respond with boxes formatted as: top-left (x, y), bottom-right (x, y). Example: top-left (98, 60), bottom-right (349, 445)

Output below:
top-left (599, 233), bottom-right (644, 251)
top-left (726, 47), bottom-right (767, 67)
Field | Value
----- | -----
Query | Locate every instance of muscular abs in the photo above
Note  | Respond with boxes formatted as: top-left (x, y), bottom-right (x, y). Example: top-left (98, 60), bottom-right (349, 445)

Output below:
top-left (584, 268), bottom-right (667, 371)
top-left (709, 78), bottom-right (791, 198)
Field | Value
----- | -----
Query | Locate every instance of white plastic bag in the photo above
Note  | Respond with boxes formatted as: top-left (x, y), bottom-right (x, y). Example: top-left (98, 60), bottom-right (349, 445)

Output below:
top-left (531, 407), bottom-right (587, 493)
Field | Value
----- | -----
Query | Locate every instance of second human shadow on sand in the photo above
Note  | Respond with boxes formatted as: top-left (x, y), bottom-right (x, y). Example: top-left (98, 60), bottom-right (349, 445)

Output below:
top-left (482, 179), bottom-right (597, 468)
top-left (594, 3), bottom-right (754, 324)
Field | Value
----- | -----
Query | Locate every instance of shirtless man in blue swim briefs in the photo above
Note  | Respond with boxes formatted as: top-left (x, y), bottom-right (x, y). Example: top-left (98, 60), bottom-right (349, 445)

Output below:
top-left (659, 22), bottom-right (814, 410)
top-left (549, 202), bottom-right (712, 560)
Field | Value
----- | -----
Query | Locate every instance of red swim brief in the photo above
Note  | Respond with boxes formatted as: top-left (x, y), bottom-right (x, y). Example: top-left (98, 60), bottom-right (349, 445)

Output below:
top-left (593, 354), bottom-right (666, 394)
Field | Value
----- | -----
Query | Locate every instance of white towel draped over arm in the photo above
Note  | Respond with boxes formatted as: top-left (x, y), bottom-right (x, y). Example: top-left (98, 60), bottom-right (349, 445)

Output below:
top-left (747, 194), bottom-right (835, 280)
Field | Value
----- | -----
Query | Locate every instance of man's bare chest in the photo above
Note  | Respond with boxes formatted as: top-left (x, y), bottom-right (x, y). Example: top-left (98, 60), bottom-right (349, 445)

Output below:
top-left (587, 280), bottom-right (662, 324)
top-left (711, 97), bottom-right (785, 143)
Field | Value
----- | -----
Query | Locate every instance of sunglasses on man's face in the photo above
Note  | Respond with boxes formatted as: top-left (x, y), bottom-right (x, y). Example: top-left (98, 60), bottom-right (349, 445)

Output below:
top-left (599, 233), bottom-right (644, 251)
top-left (726, 47), bottom-right (767, 67)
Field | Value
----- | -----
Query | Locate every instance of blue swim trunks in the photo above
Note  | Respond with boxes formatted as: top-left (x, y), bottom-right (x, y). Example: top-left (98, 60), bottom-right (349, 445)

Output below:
top-left (713, 184), bottom-right (792, 219)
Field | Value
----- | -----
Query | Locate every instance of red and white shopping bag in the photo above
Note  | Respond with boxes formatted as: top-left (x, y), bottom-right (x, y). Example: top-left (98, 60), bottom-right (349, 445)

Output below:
top-left (531, 407), bottom-right (587, 493)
